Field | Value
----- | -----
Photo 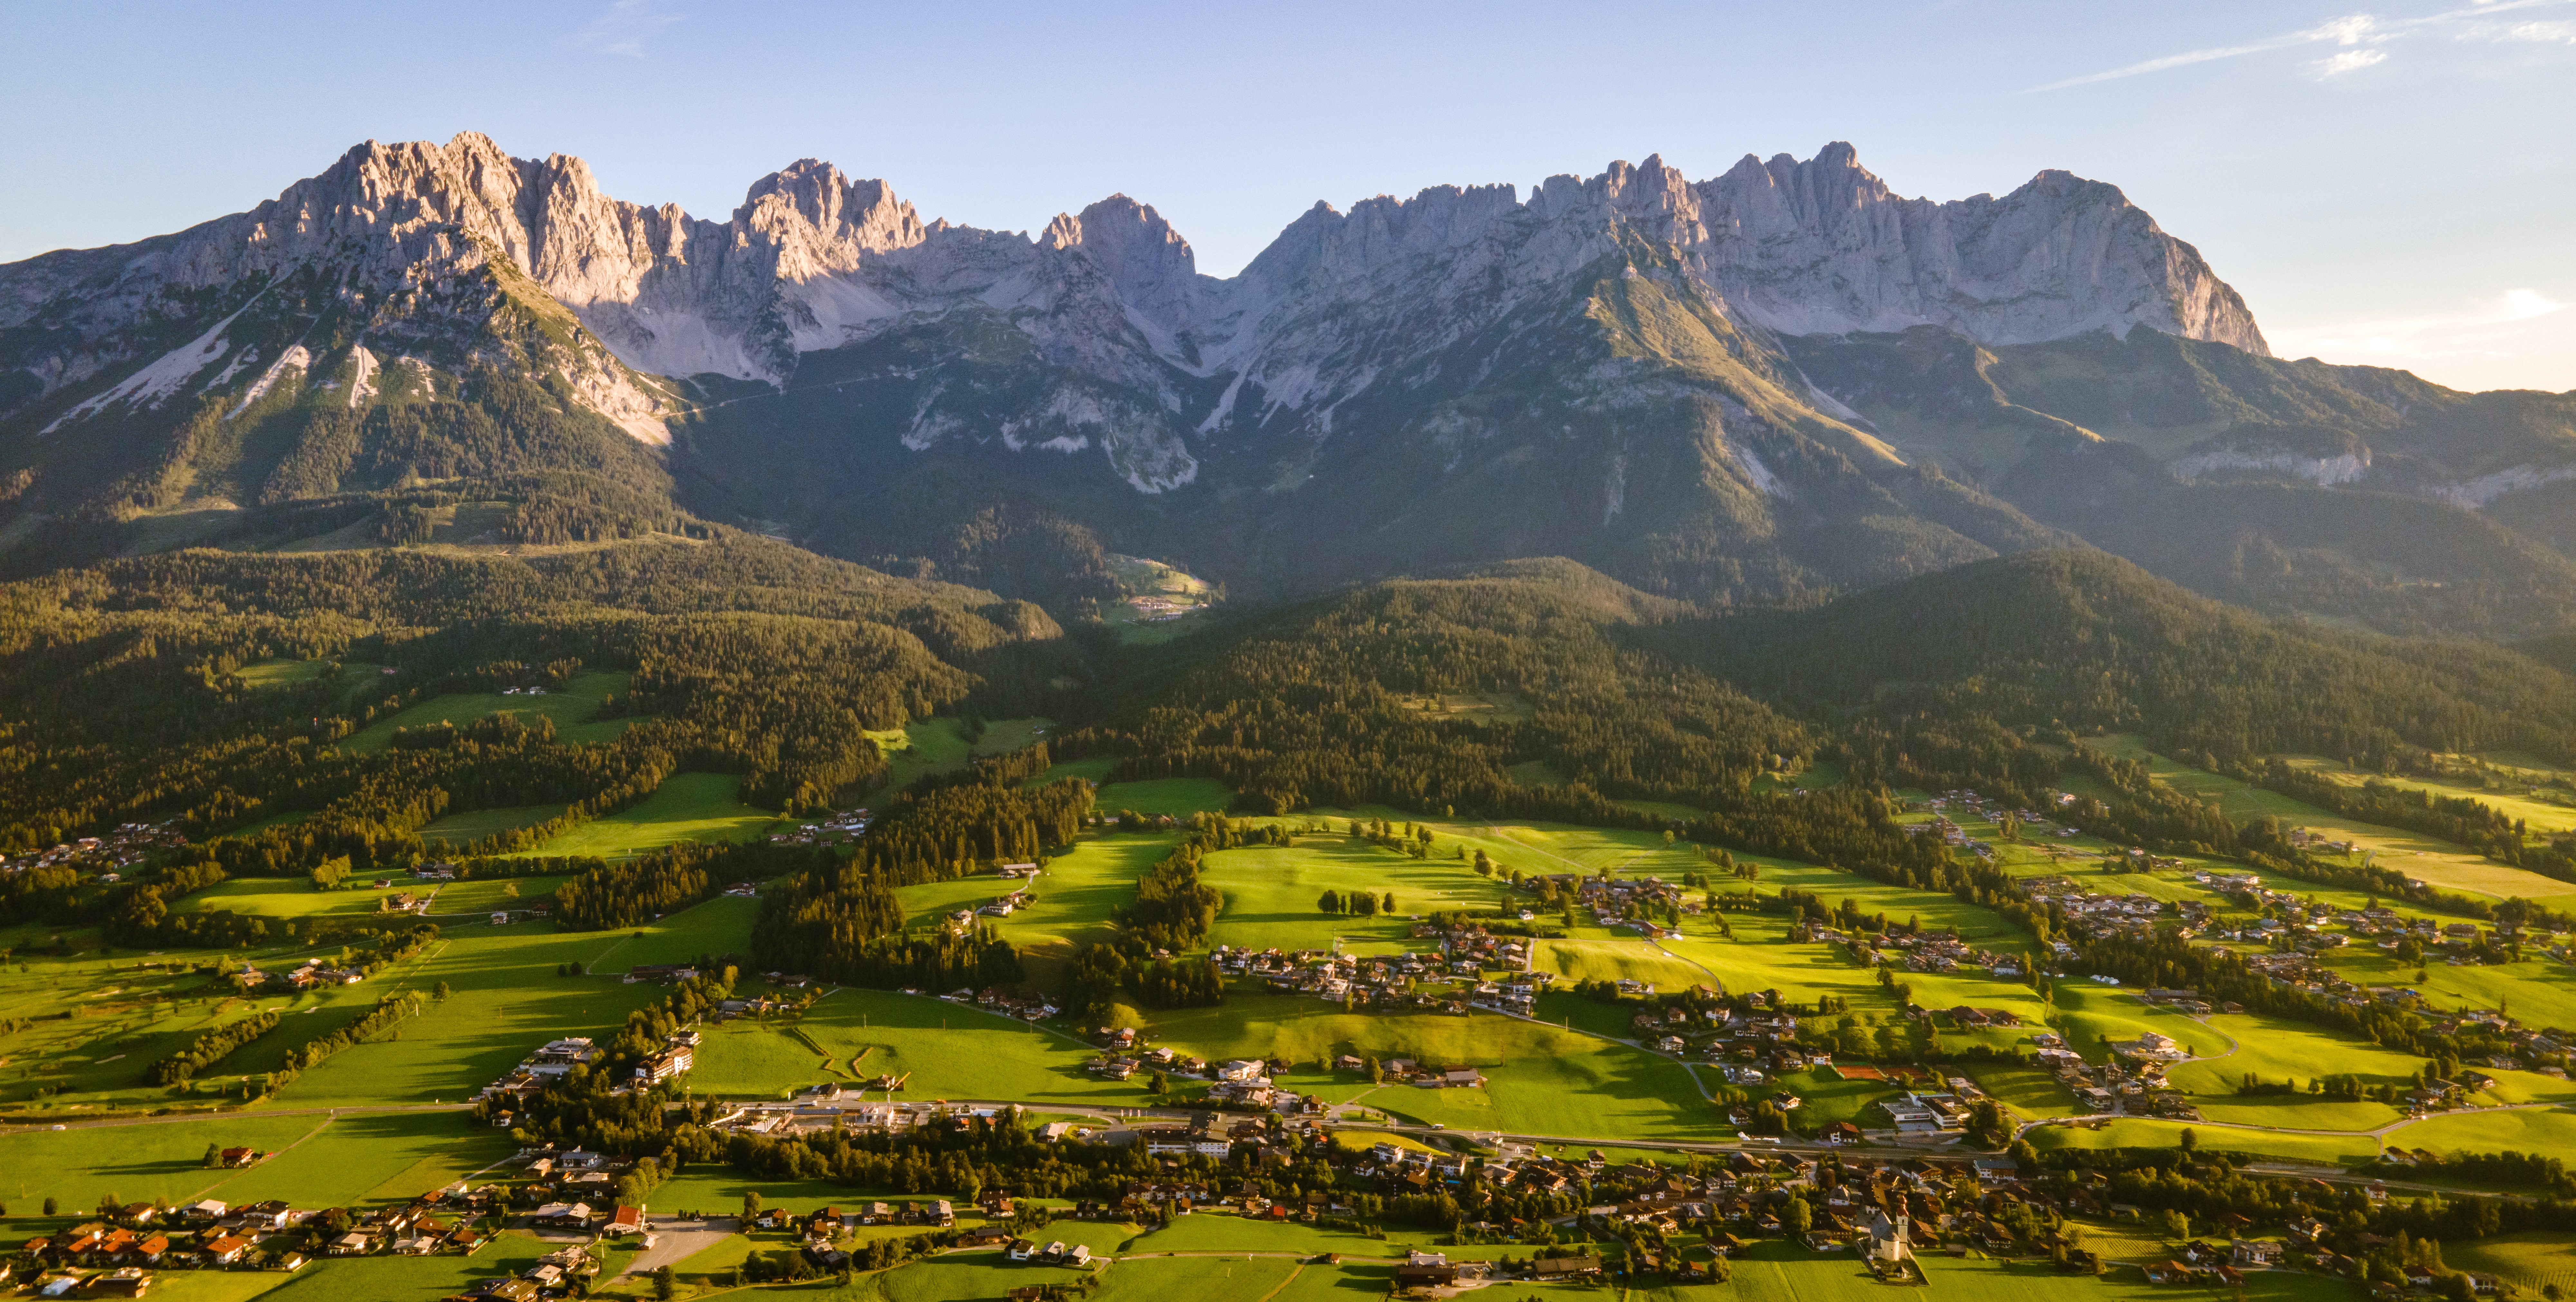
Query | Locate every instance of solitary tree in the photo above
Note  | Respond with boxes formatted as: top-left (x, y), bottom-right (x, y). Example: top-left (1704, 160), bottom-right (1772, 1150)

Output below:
top-left (1784, 1196), bottom-right (1813, 1234)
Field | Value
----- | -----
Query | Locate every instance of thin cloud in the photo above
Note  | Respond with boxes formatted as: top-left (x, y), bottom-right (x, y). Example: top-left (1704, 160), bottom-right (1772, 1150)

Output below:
top-left (2025, 14), bottom-right (2383, 91)
top-left (2312, 47), bottom-right (2392, 74)
top-left (2270, 288), bottom-right (2567, 364)
top-left (2025, 0), bottom-right (2571, 92)
top-left (570, 0), bottom-right (681, 58)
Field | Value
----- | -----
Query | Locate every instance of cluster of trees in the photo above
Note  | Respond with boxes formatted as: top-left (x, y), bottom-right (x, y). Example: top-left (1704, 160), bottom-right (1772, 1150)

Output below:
top-left (1316, 889), bottom-right (1397, 916)
top-left (147, 1010), bottom-right (281, 1085)
top-left (841, 775), bottom-right (1094, 888)
top-left (1131, 957), bottom-right (1224, 1009)
top-left (554, 842), bottom-right (826, 931)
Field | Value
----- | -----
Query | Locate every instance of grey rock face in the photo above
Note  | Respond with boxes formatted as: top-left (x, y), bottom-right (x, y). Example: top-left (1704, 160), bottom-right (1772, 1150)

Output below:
top-left (1, 134), bottom-right (2266, 466)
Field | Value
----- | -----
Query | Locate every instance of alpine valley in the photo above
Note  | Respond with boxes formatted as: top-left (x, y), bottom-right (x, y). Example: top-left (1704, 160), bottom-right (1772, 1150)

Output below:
top-left (6, 133), bottom-right (2576, 1302)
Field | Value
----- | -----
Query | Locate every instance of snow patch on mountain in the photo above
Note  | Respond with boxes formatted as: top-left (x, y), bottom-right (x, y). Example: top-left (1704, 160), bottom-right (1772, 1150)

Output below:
top-left (345, 345), bottom-right (379, 409)
top-left (230, 344), bottom-right (312, 417)
top-left (39, 300), bottom-right (256, 433)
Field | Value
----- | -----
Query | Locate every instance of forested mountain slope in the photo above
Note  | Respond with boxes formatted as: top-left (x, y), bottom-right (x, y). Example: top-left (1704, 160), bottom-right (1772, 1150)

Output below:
top-left (0, 535), bottom-right (1063, 850)
top-left (1657, 550), bottom-right (2576, 765)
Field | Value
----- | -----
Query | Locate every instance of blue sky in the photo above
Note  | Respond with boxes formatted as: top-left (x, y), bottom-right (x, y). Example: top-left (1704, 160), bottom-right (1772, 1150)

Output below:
top-left (5, 1), bottom-right (2570, 391)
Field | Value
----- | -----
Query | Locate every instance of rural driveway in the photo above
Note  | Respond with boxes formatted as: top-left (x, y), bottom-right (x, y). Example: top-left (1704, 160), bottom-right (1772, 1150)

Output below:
top-left (617, 1216), bottom-right (737, 1279)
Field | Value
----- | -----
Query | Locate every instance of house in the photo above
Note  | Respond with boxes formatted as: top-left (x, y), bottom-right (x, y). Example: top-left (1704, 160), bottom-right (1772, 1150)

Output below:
top-left (330, 1232), bottom-right (372, 1256)
top-left (604, 1206), bottom-right (647, 1237)
top-left (1533, 1254), bottom-right (1602, 1279)
top-left (635, 1045), bottom-right (693, 1084)
top-left (90, 1269), bottom-right (153, 1297)
top-left (217, 1147), bottom-right (261, 1168)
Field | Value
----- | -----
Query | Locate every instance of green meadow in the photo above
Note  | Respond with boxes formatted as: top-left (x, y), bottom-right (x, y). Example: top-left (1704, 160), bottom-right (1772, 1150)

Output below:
top-left (582, 894), bottom-right (767, 974)
top-left (2382, 1105), bottom-right (2576, 1154)
top-left (2163, 1013), bottom-right (2419, 1129)
top-left (688, 987), bottom-right (1132, 1105)
top-left (857, 716), bottom-right (1052, 800)
top-left (1196, 833), bottom-right (1514, 953)
top-left (2443, 1231), bottom-right (2576, 1295)
top-left (2286, 755), bottom-right (2576, 837)
top-left (2082, 735), bottom-right (2576, 901)
top-left (340, 671), bottom-right (634, 754)
top-left (1135, 999), bottom-right (1721, 1141)
top-left (172, 875), bottom-right (430, 918)
top-left (0, 921), bottom-right (442, 1113)
top-left (2026, 1117), bottom-right (2380, 1165)
top-left (419, 803), bottom-right (573, 843)
top-left (262, 924), bottom-right (669, 1108)
top-left (516, 772), bottom-right (782, 860)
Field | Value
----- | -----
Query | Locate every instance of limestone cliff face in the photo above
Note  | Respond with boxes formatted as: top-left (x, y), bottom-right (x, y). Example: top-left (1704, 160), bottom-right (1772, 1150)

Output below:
top-left (0, 134), bottom-right (2269, 442)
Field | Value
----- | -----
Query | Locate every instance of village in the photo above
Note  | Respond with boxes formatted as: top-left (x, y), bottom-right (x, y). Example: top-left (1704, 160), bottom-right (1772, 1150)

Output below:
top-left (0, 822), bottom-right (191, 885)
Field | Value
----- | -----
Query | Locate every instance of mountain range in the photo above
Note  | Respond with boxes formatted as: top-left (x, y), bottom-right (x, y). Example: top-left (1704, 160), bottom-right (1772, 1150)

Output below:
top-left (5, 132), bottom-right (2573, 639)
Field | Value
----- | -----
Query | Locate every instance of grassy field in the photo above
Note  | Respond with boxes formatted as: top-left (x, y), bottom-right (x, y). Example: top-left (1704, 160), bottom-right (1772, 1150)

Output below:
top-left (418, 803), bottom-right (572, 843)
top-left (2163, 1013), bottom-right (2419, 1129)
top-left (2317, 941), bottom-right (2576, 1037)
top-left (2026, 1117), bottom-right (2380, 1165)
top-left (2443, 1231), bottom-right (2576, 1295)
top-left (857, 717), bottom-right (1052, 800)
top-left (2287, 755), bottom-right (2576, 837)
top-left (962, 834), bottom-right (1177, 969)
top-left (0, 921), bottom-right (451, 1113)
top-left (428, 873), bottom-right (573, 917)
top-left (689, 987), bottom-right (1137, 1106)
top-left (1138, 999), bottom-right (1721, 1141)
top-left (1031, 756), bottom-right (1120, 785)
top-left (1196, 833), bottom-right (1515, 953)
top-left (262, 923), bottom-right (668, 1109)
top-left (2083, 736), bottom-right (2576, 900)
top-left (583, 894), bottom-right (767, 974)
top-left (2049, 984), bottom-right (2233, 1064)
top-left (341, 671), bottom-right (632, 754)
top-left (255, 1230), bottom-right (560, 1302)
top-left (516, 772), bottom-right (782, 860)
top-left (172, 875), bottom-right (431, 918)
top-left (1119, 1212), bottom-right (1416, 1257)
top-left (1958, 1061), bottom-right (2081, 1118)
top-left (0, 1107), bottom-right (509, 1225)
top-left (2382, 1105), bottom-right (2576, 1154)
